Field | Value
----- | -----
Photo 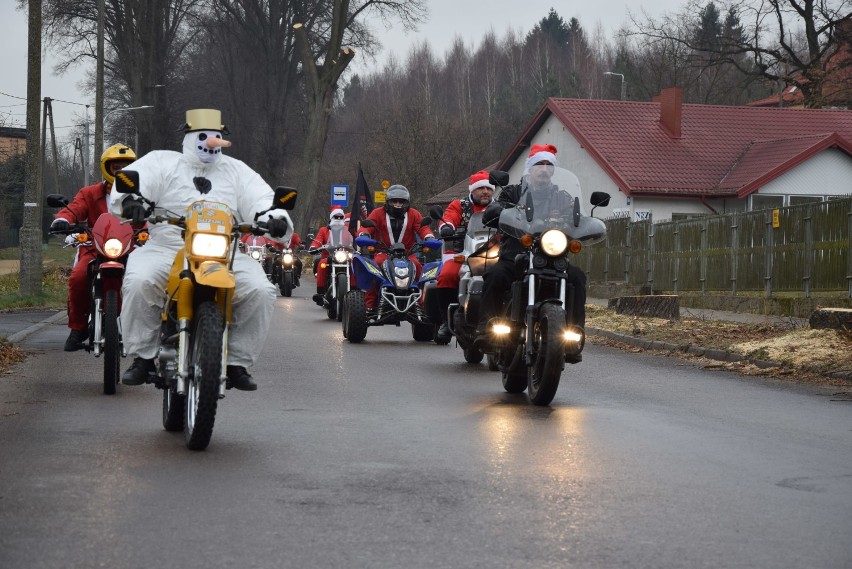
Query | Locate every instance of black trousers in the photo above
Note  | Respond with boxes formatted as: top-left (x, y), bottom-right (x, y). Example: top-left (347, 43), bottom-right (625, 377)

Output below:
top-left (480, 257), bottom-right (587, 328)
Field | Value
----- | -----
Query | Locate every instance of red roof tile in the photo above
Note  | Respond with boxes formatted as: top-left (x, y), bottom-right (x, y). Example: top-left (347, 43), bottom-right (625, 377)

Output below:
top-left (498, 98), bottom-right (852, 198)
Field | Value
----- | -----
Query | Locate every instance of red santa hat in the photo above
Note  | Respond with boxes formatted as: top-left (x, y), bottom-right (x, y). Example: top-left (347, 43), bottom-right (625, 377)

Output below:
top-left (469, 170), bottom-right (495, 192)
top-left (329, 206), bottom-right (345, 220)
top-left (525, 143), bottom-right (558, 172)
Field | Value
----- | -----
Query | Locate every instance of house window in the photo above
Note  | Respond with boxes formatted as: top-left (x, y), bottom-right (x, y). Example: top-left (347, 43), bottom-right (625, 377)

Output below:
top-left (789, 196), bottom-right (823, 206)
top-left (750, 195), bottom-right (783, 211)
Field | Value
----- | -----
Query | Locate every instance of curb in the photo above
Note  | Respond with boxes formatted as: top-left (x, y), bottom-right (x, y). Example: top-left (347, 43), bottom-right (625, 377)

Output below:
top-left (6, 311), bottom-right (66, 344)
top-left (587, 327), bottom-right (852, 381)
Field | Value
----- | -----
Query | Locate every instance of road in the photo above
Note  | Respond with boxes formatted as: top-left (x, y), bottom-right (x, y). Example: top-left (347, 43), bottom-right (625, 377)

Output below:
top-left (1, 281), bottom-right (850, 569)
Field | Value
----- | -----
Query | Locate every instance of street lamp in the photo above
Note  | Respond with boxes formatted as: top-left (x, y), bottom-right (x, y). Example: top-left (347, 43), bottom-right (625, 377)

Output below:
top-left (103, 105), bottom-right (153, 150)
top-left (604, 71), bottom-right (626, 101)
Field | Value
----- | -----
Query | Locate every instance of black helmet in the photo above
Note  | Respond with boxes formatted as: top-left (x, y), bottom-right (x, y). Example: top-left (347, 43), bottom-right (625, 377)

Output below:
top-left (384, 184), bottom-right (410, 218)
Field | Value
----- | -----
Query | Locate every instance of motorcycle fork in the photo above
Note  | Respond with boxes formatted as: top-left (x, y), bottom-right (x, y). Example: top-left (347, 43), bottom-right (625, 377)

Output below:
top-left (175, 270), bottom-right (194, 395)
top-left (215, 287), bottom-right (232, 397)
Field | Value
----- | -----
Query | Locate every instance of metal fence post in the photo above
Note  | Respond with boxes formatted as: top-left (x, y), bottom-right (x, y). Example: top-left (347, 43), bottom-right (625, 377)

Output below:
top-left (647, 222), bottom-right (655, 292)
top-left (700, 218), bottom-right (707, 294)
top-left (804, 205), bottom-right (813, 299)
top-left (673, 224), bottom-right (680, 294)
top-left (625, 222), bottom-right (632, 286)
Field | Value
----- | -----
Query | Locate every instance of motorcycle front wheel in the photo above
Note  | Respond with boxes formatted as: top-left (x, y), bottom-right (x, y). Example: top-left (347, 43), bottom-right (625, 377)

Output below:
top-left (184, 301), bottom-right (223, 450)
top-left (335, 272), bottom-right (348, 322)
top-left (499, 345), bottom-right (527, 394)
top-left (280, 271), bottom-right (293, 297)
top-left (527, 303), bottom-right (566, 406)
top-left (102, 289), bottom-right (120, 395)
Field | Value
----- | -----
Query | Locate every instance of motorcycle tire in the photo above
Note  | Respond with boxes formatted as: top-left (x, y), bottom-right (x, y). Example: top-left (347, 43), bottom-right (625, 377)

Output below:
top-left (527, 303), bottom-right (566, 406)
top-left (102, 290), bottom-right (120, 395)
top-left (463, 346), bottom-right (484, 364)
top-left (500, 347), bottom-right (527, 394)
top-left (344, 290), bottom-right (368, 343)
top-left (184, 301), bottom-right (223, 450)
top-left (487, 353), bottom-right (499, 371)
top-left (162, 387), bottom-right (185, 432)
top-left (280, 272), bottom-right (293, 297)
top-left (271, 263), bottom-right (281, 285)
top-left (335, 273), bottom-right (348, 322)
top-left (412, 321), bottom-right (435, 342)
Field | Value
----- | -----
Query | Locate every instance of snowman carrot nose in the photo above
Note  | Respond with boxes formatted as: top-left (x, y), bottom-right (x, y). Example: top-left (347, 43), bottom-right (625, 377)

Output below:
top-left (206, 137), bottom-right (232, 148)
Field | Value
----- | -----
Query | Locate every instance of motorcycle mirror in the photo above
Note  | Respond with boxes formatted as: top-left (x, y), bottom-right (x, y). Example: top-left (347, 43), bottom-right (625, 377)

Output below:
top-left (360, 219), bottom-right (376, 228)
top-left (420, 217), bottom-right (433, 227)
top-left (489, 170), bottom-right (510, 187)
top-left (114, 169), bottom-right (140, 195)
top-left (429, 205), bottom-right (444, 220)
top-left (272, 186), bottom-right (298, 211)
top-left (525, 192), bottom-right (534, 223)
top-left (573, 196), bottom-right (581, 227)
top-left (590, 191), bottom-right (611, 217)
top-left (307, 233), bottom-right (315, 241)
top-left (45, 194), bottom-right (69, 208)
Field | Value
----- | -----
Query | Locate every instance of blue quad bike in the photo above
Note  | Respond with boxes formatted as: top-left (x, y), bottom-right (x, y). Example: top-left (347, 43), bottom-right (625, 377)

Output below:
top-left (342, 235), bottom-right (444, 344)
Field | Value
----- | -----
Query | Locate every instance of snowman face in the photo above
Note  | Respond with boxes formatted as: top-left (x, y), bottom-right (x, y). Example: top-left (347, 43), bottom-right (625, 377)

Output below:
top-left (195, 130), bottom-right (224, 163)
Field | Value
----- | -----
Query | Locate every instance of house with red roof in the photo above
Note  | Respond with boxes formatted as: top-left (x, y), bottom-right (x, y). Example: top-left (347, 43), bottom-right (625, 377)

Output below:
top-left (430, 87), bottom-right (852, 222)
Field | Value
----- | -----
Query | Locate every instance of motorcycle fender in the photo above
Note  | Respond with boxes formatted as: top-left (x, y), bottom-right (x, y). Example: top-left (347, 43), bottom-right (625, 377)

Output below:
top-left (419, 260), bottom-right (442, 284)
top-left (351, 255), bottom-right (386, 290)
top-left (194, 261), bottom-right (235, 288)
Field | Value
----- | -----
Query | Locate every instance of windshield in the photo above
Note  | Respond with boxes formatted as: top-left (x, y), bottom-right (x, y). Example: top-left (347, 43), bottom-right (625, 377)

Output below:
top-left (466, 211), bottom-right (489, 235)
top-left (497, 166), bottom-right (606, 244)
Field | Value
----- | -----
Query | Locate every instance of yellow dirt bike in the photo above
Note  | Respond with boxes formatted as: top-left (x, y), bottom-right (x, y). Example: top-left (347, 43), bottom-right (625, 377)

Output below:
top-left (116, 172), bottom-right (296, 450)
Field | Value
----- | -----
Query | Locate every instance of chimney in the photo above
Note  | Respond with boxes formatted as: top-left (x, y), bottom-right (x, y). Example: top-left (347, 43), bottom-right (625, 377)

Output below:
top-left (658, 86), bottom-right (682, 139)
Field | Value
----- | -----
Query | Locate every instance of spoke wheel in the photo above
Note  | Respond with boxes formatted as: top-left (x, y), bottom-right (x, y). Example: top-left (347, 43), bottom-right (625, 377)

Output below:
top-left (184, 301), bottom-right (223, 450)
top-left (102, 290), bottom-right (120, 395)
top-left (527, 303), bottom-right (566, 406)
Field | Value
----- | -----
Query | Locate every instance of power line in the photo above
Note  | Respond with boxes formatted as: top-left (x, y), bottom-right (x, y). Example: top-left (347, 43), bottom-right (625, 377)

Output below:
top-left (0, 90), bottom-right (89, 107)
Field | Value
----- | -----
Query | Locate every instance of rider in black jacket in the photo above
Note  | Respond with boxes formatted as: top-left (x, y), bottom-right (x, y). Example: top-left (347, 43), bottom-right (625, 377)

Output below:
top-left (476, 144), bottom-right (587, 361)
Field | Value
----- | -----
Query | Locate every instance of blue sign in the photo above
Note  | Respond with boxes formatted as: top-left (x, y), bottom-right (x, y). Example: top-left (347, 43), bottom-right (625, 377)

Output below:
top-left (331, 184), bottom-right (349, 206)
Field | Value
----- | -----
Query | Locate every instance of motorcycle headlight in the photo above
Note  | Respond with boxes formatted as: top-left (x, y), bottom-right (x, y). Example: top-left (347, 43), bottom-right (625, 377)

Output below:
top-left (333, 249), bottom-right (348, 264)
top-left (394, 277), bottom-right (411, 288)
top-left (541, 229), bottom-right (568, 257)
top-left (394, 266), bottom-right (409, 278)
top-left (282, 253), bottom-right (294, 265)
top-left (191, 233), bottom-right (229, 258)
top-left (103, 238), bottom-right (124, 258)
top-left (250, 249), bottom-right (262, 260)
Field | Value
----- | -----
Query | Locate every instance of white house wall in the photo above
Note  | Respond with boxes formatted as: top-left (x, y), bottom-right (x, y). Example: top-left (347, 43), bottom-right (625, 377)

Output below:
top-left (753, 148), bottom-right (852, 197)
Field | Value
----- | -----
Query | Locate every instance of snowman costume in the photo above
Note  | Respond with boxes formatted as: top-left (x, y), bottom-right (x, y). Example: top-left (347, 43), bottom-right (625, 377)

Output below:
top-left (108, 110), bottom-right (292, 369)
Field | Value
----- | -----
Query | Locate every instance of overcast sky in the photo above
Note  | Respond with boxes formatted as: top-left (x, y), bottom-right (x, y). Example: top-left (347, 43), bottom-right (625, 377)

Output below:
top-left (0, 0), bottom-right (684, 148)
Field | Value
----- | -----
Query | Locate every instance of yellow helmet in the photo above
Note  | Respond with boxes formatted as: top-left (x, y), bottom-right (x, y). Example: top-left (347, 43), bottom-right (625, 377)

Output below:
top-left (100, 143), bottom-right (137, 185)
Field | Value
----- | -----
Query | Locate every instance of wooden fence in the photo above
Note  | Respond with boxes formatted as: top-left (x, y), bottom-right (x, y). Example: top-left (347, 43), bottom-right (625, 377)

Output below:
top-left (577, 196), bottom-right (852, 298)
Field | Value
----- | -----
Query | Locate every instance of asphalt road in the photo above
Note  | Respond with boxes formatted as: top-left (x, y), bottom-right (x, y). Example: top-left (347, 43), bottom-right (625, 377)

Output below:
top-left (1, 282), bottom-right (850, 569)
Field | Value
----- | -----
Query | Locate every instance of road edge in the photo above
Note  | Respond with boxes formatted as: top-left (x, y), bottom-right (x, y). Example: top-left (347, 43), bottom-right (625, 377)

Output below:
top-left (6, 311), bottom-right (66, 344)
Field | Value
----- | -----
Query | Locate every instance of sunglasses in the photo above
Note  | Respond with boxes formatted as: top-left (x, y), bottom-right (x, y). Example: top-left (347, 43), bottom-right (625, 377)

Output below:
top-left (331, 215), bottom-right (345, 220)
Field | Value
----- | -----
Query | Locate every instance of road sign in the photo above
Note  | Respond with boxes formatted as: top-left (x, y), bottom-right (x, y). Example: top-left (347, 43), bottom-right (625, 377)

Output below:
top-left (374, 191), bottom-right (386, 204)
top-left (331, 184), bottom-right (348, 206)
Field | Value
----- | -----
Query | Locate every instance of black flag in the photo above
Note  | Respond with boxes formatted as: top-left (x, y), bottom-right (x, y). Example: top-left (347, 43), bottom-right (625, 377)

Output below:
top-left (349, 163), bottom-right (374, 239)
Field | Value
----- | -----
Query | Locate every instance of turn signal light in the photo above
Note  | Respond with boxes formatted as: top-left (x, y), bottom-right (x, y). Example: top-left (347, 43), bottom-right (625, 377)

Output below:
top-left (453, 254), bottom-right (465, 263)
top-left (319, 261), bottom-right (327, 269)
top-left (568, 241), bottom-right (582, 254)
top-left (76, 233), bottom-right (89, 243)
top-left (137, 231), bottom-right (149, 242)
top-left (520, 234), bottom-right (534, 248)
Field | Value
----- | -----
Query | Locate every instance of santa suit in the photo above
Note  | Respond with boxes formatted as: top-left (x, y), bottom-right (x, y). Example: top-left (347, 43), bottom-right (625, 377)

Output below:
top-left (55, 182), bottom-right (110, 330)
top-left (435, 197), bottom-right (490, 289)
top-left (359, 206), bottom-right (433, 308)
top-left (310, 223), bottom-right (353, 289)
top-left (108, 132), bottom-right (293, 368)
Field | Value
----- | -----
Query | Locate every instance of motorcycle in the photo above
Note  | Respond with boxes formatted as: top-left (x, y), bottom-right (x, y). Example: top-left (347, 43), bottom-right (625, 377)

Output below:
top-left (271, 244), bottom-right (299, 297)
top-left (46, 194), bottom-right (148, 395)
top-left (115, 172), bottom-right (297, 450)
top-left (342, 218), bottom-right (442, 343)
top-left (309, 241), bottom-right (354, 321)
top-left (461, 167), bottom-right (609, 405)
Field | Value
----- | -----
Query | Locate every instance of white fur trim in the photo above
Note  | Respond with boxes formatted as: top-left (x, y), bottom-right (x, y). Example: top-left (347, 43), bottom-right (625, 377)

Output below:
top-left (525, 150), bottom-right (557, 172)
top-left (468, 179), bottom-right (495, 192)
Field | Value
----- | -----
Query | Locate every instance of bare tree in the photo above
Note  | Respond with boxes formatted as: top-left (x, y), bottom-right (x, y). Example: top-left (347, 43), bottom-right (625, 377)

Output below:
top-left (631, 0), bottom-right (852, 108)
top-left (291, 0), bottom-right (426, 228)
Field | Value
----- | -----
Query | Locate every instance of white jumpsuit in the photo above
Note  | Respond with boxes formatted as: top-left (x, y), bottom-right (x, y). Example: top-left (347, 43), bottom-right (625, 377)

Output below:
top-left (108, 133), bottom-right (294, 367)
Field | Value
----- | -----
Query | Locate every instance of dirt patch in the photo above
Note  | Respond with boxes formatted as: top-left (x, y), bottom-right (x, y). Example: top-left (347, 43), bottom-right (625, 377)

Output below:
top-left (586, 305), bottom-right (852, 385)
top-left (0, 340), bottom-right (27, 371)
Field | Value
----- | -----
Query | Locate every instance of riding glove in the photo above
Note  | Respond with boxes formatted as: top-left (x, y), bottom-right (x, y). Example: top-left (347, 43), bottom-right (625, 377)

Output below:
top-left (121, 196), bottom-right (147, 224)
top-left (50, 219), bottom-right (72, 233)
top-left (266, 217), bottom-right (289, 238)
top-left (439, 225), bottom-right (454, 238)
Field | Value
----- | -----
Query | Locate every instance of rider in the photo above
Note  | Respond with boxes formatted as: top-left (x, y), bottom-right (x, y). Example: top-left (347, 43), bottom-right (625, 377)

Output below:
top-left (110, 108), bottom-right (293, 391)
top-left (434, 170), bottom-right (495, 343)
top-left (241, 230), bottom-right (302, 285)
top-left (476, 144), bottom-right (586, 362)
top-left (50, 143), bottom-right (137, 351)
top-left (358, 185), bottom-right (435, 310)
top-left (309, 206), bottom-right (351, 305)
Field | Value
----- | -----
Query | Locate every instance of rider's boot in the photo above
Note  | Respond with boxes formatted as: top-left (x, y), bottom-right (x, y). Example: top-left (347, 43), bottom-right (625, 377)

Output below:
top-left (226, 365), bottom-right (257, 391)
top-left (435, 288), bottom-right (455, 343)
top-left (122, 357), bottom-right (155, 385)
top-left (63, 328), bottom-right (88, 352)
top-left (312, 286), bottom-right (325, 306)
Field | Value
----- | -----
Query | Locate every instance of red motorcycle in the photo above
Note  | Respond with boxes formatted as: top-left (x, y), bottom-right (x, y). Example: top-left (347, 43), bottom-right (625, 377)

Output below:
top-left (47, 194), bottom-right (147, 394)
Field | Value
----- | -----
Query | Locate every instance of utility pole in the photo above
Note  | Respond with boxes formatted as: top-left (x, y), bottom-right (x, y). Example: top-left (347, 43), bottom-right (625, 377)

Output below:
top-left (94, 0), bottom-right (104, 179)
top-left (83, 105), bottom-right (90, 186)
top-left (20, 0), bottom-right (43, 297)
